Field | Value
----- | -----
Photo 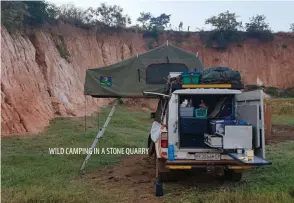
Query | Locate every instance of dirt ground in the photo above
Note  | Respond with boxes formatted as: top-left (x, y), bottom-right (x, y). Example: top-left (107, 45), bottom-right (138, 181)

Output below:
top-left (270, 125), bottom-right (294, 144)
top-left (88, 125), bottom-right (294, 202)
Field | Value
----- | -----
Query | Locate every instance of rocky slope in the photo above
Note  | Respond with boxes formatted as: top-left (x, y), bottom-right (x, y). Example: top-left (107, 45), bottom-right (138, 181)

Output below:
top-left (1, 24), bottom-right (294, 135)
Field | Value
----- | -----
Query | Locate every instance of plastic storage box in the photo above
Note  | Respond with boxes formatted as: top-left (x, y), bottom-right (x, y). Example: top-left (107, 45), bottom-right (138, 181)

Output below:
top-left (181, 72), bottom-right (200, 84)
top-left (195, 108), bottom-right (208, 118)
top-left (180, 107), bottom-right (194, 117)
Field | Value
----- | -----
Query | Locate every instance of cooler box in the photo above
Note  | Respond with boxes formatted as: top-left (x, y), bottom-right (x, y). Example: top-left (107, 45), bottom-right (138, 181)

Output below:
top-left (210, 120), bottom-right (236, 134)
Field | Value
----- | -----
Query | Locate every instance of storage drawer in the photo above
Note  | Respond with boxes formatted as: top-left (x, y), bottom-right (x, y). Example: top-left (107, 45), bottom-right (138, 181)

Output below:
top-left (180, 117), bottom-right (208, 134)
top-left (204, 134), bottom-right (223, 148)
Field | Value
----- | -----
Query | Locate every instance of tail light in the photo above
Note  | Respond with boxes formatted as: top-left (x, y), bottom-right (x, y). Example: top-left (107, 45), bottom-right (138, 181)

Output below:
top-left (161, 132), bottom-right (168, 148)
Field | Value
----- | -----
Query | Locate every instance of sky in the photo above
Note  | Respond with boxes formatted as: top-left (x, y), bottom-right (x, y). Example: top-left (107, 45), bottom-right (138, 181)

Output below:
top-left (49, 0), bottom-right (294, 32)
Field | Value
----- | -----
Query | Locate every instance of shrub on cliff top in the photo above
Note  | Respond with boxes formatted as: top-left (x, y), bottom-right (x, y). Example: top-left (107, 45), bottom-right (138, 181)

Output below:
top-left (245, 15), bottom-right (274, 42)
top-left (204, 11), bottom-right (244, 50)
top-left (138, 12), bottom-right (171, 50)
top-left (1, 1), bottom-right (27, 31)
top-left (1, 1), bottom-right (132, 31)
top-left (203, 11), bottom-right (275, 50)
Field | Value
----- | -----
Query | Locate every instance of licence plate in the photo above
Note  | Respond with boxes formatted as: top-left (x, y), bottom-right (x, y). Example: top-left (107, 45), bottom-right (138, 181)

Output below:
top-left (195, 153), bottom-right (221, 160)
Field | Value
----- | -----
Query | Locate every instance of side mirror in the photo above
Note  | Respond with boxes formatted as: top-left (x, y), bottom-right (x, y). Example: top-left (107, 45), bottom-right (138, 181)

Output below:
top-left (150, 112), bottom-right (156, 119)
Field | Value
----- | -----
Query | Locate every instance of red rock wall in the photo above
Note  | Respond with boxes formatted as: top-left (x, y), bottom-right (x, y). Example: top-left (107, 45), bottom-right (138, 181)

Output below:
top-left (1, 24), bottom-right (294, 135)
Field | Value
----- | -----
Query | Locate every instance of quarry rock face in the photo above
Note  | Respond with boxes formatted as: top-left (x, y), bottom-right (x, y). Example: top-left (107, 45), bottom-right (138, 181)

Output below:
top-left (1, 24), bottom-right (294, 135)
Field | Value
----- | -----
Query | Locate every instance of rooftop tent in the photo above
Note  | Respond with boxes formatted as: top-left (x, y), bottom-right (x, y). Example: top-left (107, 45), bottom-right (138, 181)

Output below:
top-left (84, 44), bottom-right (204, 98)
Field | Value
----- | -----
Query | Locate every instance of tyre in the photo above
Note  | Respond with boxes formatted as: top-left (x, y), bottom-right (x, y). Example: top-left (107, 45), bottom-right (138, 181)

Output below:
top-left (223, 170), bottom-right (243, 182)
top-left (158, 172), bottom-right (170, 182)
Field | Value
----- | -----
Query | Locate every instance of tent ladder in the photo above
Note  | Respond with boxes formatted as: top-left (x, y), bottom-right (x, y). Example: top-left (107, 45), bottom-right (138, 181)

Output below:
top-left (80, 99), bottom-right (120, 171)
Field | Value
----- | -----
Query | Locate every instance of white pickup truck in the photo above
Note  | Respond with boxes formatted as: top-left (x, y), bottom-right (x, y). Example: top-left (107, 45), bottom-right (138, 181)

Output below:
top-left (147, 88), bottom-right (271, 193)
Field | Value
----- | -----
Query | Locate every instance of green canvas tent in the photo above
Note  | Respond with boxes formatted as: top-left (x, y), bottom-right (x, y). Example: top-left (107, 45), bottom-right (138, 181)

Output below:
top-left (84, 44), bottom-right (204, 98)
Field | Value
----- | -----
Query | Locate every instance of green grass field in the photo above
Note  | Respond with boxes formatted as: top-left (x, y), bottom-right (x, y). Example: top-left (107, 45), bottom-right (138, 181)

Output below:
top-left (1, 107), bottom-right (151, 203)
top-left (2, 106), bottom-right (294, 203)
top-left (267, 98), bottom-right (294, 126)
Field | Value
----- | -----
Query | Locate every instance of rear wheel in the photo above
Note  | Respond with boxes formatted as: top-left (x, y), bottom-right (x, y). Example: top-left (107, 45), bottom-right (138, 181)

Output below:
top-left (223, 170), bottom-right (243, 182)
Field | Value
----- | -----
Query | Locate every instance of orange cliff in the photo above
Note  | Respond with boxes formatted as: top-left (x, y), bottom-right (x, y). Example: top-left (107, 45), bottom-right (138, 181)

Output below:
top-left (1, 24), bottom-right (294, 135)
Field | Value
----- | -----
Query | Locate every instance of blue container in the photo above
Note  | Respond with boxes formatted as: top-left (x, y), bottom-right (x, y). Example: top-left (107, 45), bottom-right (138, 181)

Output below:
top-left (237, 120), bottom-right (248, 125)
top-left (181, 72), bottom-right (200, 84)
top-left (195, 108), bottom-right (208, 118)
top-left (168, 144), bottom-right (175, 161)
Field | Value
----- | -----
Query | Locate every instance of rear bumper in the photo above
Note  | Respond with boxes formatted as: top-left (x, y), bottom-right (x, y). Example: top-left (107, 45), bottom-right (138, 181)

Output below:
top-left (165, 159), bottom-right (256, 170)
top-left (166, 159), bottom-right (240, 165)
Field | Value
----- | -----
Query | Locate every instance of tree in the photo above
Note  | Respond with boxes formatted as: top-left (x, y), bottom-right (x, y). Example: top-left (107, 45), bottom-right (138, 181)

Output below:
top-left (45, 2), bottom-right (60, 23)
top-left (1, 1), bottom-right (132, 30)
top-left (204, 11), bottom-right (243, 50)
top-left (1, 1), bottom-right (28, 30)
top-left (179, 21), bottom-right (183, 31)
top-left (290, 23), bottom-right (294, 32)
top-left (205, 10), bottom-right (242, 31)
top-left (245, 15), bottom-right (270, 32)
top-left (96, 3), bottom-right (131, 27)
top-left (245, 15), bottom-right (273, 42)
top-left (58, 4), bottom-right (90, 27)
top-left (137, 12), bottom-right (152, 30)
top-left (23, 1), bottom-right (49, 26)
top-left (137, 12), bottom-right (171, 31)
top-left (149, 13), bottom-right (171, 30)
top-left (1, 0), bottom-right (55, 29)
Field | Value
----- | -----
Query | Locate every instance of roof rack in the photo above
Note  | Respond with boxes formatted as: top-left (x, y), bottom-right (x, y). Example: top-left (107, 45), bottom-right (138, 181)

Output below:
top-left (165, 83), bottom-right (244, 94)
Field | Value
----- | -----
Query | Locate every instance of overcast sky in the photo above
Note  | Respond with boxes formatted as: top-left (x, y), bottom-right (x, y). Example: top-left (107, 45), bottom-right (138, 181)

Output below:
top-left (49, 0), bottom-right (294, 32)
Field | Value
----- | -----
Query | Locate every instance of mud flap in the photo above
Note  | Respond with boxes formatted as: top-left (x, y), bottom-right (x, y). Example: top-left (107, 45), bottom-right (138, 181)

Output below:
top-left (227, 153), bottom-right (272, 166)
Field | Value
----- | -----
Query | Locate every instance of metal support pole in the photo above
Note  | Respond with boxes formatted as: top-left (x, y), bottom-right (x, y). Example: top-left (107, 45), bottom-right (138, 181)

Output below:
top-left (80, 99), bottom-right (120, 171)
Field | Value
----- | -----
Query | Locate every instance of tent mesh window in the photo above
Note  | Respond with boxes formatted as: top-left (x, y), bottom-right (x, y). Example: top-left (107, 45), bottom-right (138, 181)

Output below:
top-left (146, 63), bottom-right (189, 84)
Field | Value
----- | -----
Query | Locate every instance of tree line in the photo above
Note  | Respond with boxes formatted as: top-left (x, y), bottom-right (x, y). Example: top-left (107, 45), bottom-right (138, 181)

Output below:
top-left (1, 1), bottom-right (293, 51)
top-left (2, 1), bottom-right (293, 32)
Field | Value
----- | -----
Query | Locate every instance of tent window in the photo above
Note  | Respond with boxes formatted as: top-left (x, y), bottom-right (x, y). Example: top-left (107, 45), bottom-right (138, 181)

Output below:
top-left (146, 63), bottom-right (189, 84)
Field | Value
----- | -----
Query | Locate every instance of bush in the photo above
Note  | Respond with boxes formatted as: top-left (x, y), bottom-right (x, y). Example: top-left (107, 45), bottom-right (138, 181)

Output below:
top-left (1, 1), bottom-right (28, 31)
top-left (204, 11), bottom-right (244, 50)
top-left (52, 34), bottom-right (70, 62)
top-left (205, 30), bottom-right (244, 50)
top-left (1, 1), bottom-right (132, 32)
top-left (245, 15), bottom-right (274, 42)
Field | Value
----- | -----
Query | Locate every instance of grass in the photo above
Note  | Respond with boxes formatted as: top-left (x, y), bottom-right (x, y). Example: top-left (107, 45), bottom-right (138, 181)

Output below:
top-left (266, 98), bottom-right (294, 126)
top-left (169, 141), bottom-right (294, 203)
top-left (1, 106), bottom-right (152, 203)
top-left (2, 105), bottom-right (294, 203)
top-left (272, 114), bottom-right (294, 126)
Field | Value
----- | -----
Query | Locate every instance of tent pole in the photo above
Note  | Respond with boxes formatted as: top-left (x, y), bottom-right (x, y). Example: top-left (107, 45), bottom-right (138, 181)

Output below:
top-left (80, 98), bottom-right (120, 171)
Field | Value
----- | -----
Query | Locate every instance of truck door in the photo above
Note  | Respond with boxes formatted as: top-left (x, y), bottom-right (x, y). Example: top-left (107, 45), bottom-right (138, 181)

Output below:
top-left (232, 90), bottom-right (271, 166)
